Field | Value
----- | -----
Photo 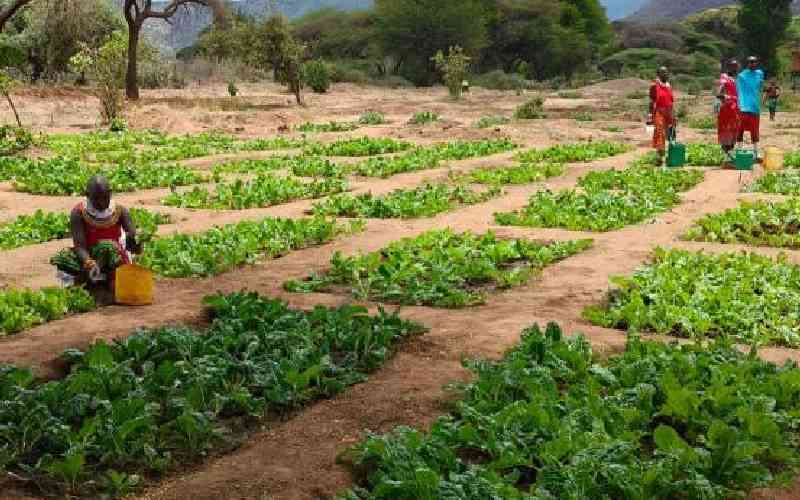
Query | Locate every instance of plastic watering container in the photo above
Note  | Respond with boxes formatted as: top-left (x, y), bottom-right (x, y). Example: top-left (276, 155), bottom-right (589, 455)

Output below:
top-left (764, 146), bottom-right (784, 172)
top-left (667, 142), bottom-right (686, 168)
top-left (115, 263), bottom-right (154, 306)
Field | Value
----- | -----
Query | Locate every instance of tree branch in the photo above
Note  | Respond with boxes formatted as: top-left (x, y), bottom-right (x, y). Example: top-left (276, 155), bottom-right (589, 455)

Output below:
top-left (0, 0), bottom-right (35, 33)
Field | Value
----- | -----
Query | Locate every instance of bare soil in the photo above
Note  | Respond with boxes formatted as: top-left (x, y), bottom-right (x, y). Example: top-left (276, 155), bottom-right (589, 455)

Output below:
top-left (1, 80), bottom-right (799, 500)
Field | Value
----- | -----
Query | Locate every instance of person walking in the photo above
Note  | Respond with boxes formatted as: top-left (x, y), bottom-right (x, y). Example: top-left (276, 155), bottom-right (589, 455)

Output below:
top-left (737, 56), bottom-right (765, 154)
top-left (718, 59), bottom-right (741, 166)
top-left (648, 66), bottom-right (675, 166)
top-left (765, 79), bottom-right (781, 121)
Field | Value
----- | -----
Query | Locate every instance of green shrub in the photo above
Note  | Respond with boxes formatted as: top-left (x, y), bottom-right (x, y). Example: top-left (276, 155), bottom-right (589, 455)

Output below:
top-left (303, 59), bottom-right (331, 93)
top-left (558, 90), bottom-right (583, 98)
top-left (687, 115), bottom-right (715, 129)
top-left (431, 45), bottom-right (470, 99)
top-left (227, 81), bottom-right (238, 97)
top-left (408, 111), bottom-right (440, 125)
top-left (513, 97), bottom-right (545, 119)
top-left (358, 111), bottom-right (386, 125)
top-left (474, 115), bottom-right (510, 128)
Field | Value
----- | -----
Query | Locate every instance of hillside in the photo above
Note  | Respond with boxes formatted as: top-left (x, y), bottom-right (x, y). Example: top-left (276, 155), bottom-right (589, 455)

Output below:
top-left (601, 0), bottom-right (647, 20)
top-left (629, 0), bottom-right (800, 21)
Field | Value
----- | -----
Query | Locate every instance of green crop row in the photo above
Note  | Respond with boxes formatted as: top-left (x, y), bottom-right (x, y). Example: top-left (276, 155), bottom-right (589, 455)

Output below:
top-left (285, 230), bottom-right (592, 308)
top-left (0, 208), bottom-right (170, 250)
top-left (495, 166), bottom-right (704, 232)
top-left (0, 292), bottom-right (424, 496)
top-left (515, 141), bottom-right (631, 164)
top-left (459, 161), bottom-right (565, 185)
top-left (6, 156), bottom-right (205, 196)
top-left (212, 156), bottom-right (349, 178)
top-left (585, 248), bottom-right (800, 346)
top-left (296, 121), bottom-right (359, 133)
top-left (746, 171), bottom-right (800, 195)
top-left (635, 144), bottom-right (726, 167)
top-left (684, 199), bottom-right (800, 248)
top-left (354, 139), bottom-right (516, 178)
top-left (162, 175), bottom-right (348, 210)
top-left (342, 323), bottom-right (800, 499)
top-left (139, 216), bottom-right (361, 277)
top-left (304, 137), bottom-right (413, 157)
top-left (0, 287), bottom-right (95, 335)
top-left (311, 183), bottom-right (501, 219)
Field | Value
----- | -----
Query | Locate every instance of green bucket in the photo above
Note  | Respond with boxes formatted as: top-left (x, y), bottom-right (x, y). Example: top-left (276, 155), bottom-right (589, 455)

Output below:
top-left (667, 142), bottom-right (686, 168)
top-left (734, 149), bottom-right (755, 171)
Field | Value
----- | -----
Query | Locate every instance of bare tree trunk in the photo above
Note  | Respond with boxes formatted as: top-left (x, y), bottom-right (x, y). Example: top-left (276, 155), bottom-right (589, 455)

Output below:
top-left (3, 91), bottom-right (21, 128)
top-left (126, 22), bottom-right (141, 100)
top-left (0, 0), bottom-right (34, 34)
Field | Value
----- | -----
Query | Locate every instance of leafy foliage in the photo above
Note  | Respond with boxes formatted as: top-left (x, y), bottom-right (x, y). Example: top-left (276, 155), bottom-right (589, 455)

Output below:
top-left (474, 115), bottom-right (510, 129)
top-left (496, 166), bottom-right (704, 232)
top-left (635, 144), bottom-right (725, 167)
top-left (342, 323), bottom-right (800, 499)
top-left (0, 208), bottom-right (169, 250)
top-left (586, 248), bottom-right (800, 346)
top-left (296, 121), bottom-right (359, 133)
top-left (0, 287), bottom-right (95, 335)
top-left (513, 97), bottom-right (545, 119)
top-left (0, 126), bottom-right (33, 155)
top-left (285, 230), bottom-right (591, 308)
top-left (311, 183), bottom-right (501, 219)
top-left (304, 137), bottom-right (412, 157)
top-left (162, 175), bottom-right (348, 210)
top-left (684, 199), bottom-right (800, 248)
top-left (459, 162), bottom-right (565, 185)
top-left (358, 111), bottom-right (386, 125)
top-left (747, 171), bottom-right (800, 194)
top-left (408, 111), bottom-right (440, 125)
top-left (516, 141), bottom-right (631, 163)
top-left (0, 292), bottom-right (424, 495)
top-left (303, 59), bottom-right (331, 93)
top-left (139, 216), bottom-right (361, 278)
top-left (432, 45), bottom-right (470, 99)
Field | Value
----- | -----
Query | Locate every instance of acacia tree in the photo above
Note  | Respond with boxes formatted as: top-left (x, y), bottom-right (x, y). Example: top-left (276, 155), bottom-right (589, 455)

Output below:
top-left (0, 0), bottom-right (34, 33)
top-left (738, 0), bottom-right (793, 75)
top-left (123, 0), bottom-right (223, 100)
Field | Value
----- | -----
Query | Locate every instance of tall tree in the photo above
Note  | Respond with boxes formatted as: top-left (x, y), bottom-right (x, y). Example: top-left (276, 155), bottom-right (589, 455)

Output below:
top-left (0, 0), bottom-right (34, 33)
top-left (374, 0), bottom-right (489, 86)
top-left (123, 0), bottom-right (223, 99)
top-left (738, 0), bottom-right (793, 75)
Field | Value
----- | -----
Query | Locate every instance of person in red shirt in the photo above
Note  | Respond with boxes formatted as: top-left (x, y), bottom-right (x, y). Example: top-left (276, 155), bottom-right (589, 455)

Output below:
top-left (69, 176), bottom-right (142, 302)
top-left (717, 59), bottom-right (741, 165)
top-left (649, 66), bottom-right (675, 166)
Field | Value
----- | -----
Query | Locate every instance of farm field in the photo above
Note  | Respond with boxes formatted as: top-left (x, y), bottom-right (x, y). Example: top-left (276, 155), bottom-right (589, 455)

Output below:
top-left (3, 80), bottom-right (800, 499)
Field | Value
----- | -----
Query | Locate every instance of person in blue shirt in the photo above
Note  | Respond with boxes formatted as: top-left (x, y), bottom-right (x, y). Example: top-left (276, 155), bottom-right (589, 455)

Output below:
top-left (737, 56), bottom-right (765, 154)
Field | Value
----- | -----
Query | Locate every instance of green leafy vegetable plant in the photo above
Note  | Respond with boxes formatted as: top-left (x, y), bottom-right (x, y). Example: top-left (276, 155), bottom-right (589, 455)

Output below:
top-left (0, 292), bottom-right (424, 495)
top-left (358, 111), bottom-right (386, 125)
top-left (585, 247), bottom-right (800, 346)
top-left (342, 322), bottom-right (800, 499)
top-left (295, 121), bottom-right (359, 133)
top-left (139, 216), bottom-right (361, 277)
top-left (285, 230), bottom-right (592, 307)
top-left (311, 183), bottom-right (501, 219)
top-left (460, 161), bottom-right (565, 185)
top-left (162, 175), bottom-right (348, 210)
top-left (304, 137), bottom-right (412, 157)
top-left (408, 111), bottom-right (440, 125)
top-left (0, 287), bottom-right (94, 335)
top-left (515, 141), bottom-right (631, 164)
top-left (513, 97), bottom-right (545, 119)
top-left (473, 115), bottom-right (510, 129)
top-left (683, 198), bottom-right (800, 248)
top-left (747, 171), bottom-right (800, 195)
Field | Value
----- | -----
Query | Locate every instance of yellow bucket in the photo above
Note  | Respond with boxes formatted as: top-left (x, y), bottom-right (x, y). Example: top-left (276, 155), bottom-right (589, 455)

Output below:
top-left (764, 146), bottom-right (784, 172)
top-left (114, 264), bottom-right (154, 306)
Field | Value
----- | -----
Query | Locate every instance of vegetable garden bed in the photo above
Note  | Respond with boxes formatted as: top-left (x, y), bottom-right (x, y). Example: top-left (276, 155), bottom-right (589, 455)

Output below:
top-left (585, 248), bottom-right (800, 346)
top-left (684, 198), bottom-right (800, 248)
top-left (495, 166), bottom-right (704, 232)
top-left (139, 216), bottom-right (361, 277)
top-left (0, 291), bottom-right (425, 497)
top-left (311, 183), bottom-right (501, 218)
top-left (162, 175), bottom-right (348, 210)
top-left (0, 208), bottom-right (170, 250)
top-left (285, 230), bottom-right (592, 307)
top-left (342, 322), bottom-right (800, 499)
top-left (747, 171), bottom-right (800, 195)
top-left (212, 156), bottom-right (348, 178)
top-left (458, 162), bottom-right (565, 185)
top-left (0, 287), bottom-right (95, 335)
top-left (514, 141), bottom-right (630, 164)
top-left (304, 137), bottom-right (412, 157)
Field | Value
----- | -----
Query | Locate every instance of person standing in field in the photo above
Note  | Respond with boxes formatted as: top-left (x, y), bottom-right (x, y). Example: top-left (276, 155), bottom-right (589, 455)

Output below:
top-left (717, 59), bottom-right (741, 165)
top-left (765, 79), bottom-right (781, 121)
top-left (737, 56), bottom-right (765, 153)
top-left (648, 66), bottom-right (675, 166)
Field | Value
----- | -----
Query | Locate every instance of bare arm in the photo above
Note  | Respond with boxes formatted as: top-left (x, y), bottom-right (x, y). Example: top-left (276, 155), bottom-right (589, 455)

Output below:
top-left (70, 207), bottom-right (91, 265)
top-left (120, 207), bottom-right (141, 253)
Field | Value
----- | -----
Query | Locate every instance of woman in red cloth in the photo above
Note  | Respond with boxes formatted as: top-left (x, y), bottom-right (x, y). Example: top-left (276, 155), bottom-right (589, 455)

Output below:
top-left (69, 176), bottom-right (141, 302)
top-left (649, 67), bottom-right (675, 166)
top-left (717, 59), bottom-right (741, 165)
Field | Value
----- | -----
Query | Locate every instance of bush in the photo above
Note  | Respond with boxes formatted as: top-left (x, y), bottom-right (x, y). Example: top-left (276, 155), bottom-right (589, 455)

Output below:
top-left (303, 59), bottom-right (331, 93)
top-left (514, 97), bottom-right (545, 119)
top-left (432, 45), bottom-right (470, 99)
top-left (473, 69), bottom-right (528, 90)
top-left (474, 115), bottom-right (510, 128)
top-left (408, 111), bottom-right (440, 125)
top-left (227, 82), bottom-right (238, 97)
top-left (328, 60), bottom-right (369, 84)
top-left (359, 111), bottom-right (386, 125)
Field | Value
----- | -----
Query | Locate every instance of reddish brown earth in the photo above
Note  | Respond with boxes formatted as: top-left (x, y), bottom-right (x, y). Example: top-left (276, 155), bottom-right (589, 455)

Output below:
top-left (1, 80), bottom-right (799, 499)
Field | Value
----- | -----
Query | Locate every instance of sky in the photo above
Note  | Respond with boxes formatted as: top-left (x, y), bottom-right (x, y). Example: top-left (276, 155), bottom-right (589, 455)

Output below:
top-left (599, 0), bottom-right (647, 20)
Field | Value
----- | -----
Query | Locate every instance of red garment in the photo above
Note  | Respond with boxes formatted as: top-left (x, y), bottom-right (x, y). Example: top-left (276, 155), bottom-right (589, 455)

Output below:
top-left (76, 201), bottom-right (130, 265)
top-left (718, 73), bottom-right (740, 148)
top-left (651, 79), bottom-right (674, 109)
top-left (739, 112), bottom-right (760, 142)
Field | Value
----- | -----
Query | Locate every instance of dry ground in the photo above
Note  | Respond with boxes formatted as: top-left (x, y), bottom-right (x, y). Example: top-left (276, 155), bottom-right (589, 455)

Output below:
top-left (0, 79), bottom-right (799, 499)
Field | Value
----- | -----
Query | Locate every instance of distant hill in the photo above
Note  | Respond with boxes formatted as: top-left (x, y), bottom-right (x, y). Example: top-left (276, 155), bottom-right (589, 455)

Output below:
top-left (600, 0), bottom-right (647, 20)
top-left (628, 0), bottom-right (800, 21)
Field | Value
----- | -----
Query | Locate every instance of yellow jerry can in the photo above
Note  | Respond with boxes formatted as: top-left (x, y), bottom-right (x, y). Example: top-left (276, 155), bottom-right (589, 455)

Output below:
top-left (763, 146), bottom-right (784, 172)
top-left (114, 263), bottom-right (154, 306)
